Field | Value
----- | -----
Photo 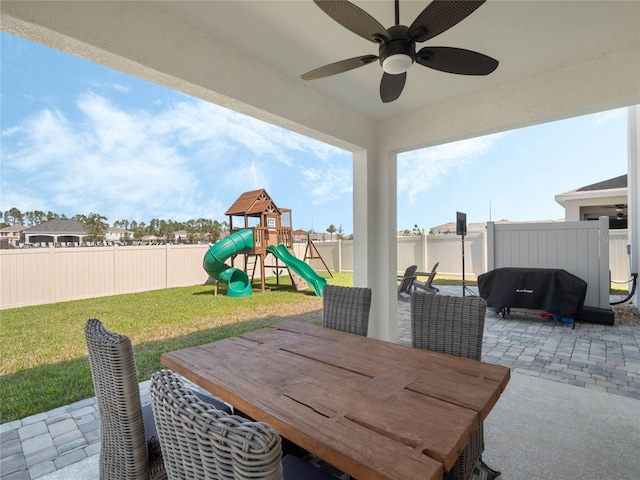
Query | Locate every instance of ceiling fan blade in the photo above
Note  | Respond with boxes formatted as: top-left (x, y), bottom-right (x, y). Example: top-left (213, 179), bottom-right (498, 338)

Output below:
top-left (416, 46), bottom-right (498, 75)
top-left (408, 0), bottom-right (486, 42)
top-left (380, 72), bottom-right (407, 103)
top-left (301, 55), bottom-right (378, 80)
top-left (314, 0), bottom-right (389, 43)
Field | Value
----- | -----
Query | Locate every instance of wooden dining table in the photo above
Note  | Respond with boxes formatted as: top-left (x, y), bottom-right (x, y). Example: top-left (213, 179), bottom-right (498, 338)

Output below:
top-left (161, 320), bottom-right (510, 480)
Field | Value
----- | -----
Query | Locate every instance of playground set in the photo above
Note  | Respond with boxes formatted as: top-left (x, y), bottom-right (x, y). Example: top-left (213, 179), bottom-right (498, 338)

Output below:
top-left (203, 189), bottom-right (330, 297)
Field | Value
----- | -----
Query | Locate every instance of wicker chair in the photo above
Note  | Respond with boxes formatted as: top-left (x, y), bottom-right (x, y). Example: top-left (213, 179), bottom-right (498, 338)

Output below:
top-left (322, 285), bottom-right (372, 336)
top-left (84, 319), bottom-right (231, 480)
top-left (84, 318), bottom-right (166, 480)
top-left (410, 294), bottom-right (499, 480)
top-left (149, 369), bottom-right (335, 480)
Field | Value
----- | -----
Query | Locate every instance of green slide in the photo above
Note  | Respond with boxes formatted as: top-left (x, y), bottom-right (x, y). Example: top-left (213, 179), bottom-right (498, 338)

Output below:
top-left (266, 244), bottom-right (327, 296)
top-left (203, 229), bottom-right (254, 297)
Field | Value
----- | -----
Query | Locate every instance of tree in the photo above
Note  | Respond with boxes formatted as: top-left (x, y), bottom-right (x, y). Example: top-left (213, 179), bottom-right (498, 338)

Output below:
top-left (133, 221), bottom-right (146, 240)
top-left (83, 213), bottom-right (109, 242)
top-left (4, 208), bottom-right (24, 226)
top-left (72, 214), bottom-right (88, 225)
top-left (336, 224), bottom-right (345, 241)
top-left (327, 224), bottom-right (337, 241)
top-left (114, 219), bottom-right (130, 230)
top-left (24, 210), bottom-right (46, 227)
top-left (0, 207), bottom-right (233, 244)
top-left (186, 230), bottom-right (198, 244)
top-left (148, 218), bottom-right (161, 236)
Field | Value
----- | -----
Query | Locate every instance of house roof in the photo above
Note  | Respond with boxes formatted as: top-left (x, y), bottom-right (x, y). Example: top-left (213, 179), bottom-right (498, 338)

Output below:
top-left (23, 219), bottom-right (86, 234)
top-left (556, 174), bottom-right (628, 206)
top-left (576, 175), bottom-right (627, 192)
top-left (0, 225), bottom-right (26, 233)
top-left (225, 189), bottom-right (281, 217)
top-left (428, 219), bottom-right (562, 235)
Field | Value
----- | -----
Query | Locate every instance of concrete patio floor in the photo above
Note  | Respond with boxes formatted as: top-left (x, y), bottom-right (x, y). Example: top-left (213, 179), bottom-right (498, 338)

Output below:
top-left (26, 370), bottom-right (640, 480)
top-left (2, 286), bottom-right (639, 480)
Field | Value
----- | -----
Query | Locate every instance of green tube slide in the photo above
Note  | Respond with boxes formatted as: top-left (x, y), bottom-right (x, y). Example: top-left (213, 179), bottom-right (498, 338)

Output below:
top-left (266, 244), bottom-right (327, 296)
top-left (203, 229), bottom-right (254, 297)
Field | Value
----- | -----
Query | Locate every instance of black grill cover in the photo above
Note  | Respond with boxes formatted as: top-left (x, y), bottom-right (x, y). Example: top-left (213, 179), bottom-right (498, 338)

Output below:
top-left (478, 268), bottom-right (587, 318)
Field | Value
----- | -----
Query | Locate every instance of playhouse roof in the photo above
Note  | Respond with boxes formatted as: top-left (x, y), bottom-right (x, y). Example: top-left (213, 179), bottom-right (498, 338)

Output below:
top-left (225, 189), bottom-right (281, 217)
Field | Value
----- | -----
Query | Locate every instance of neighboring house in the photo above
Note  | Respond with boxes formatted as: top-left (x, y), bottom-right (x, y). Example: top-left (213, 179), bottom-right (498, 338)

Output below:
top-left (105, 226), bottom-right (131, 243)
top-left (292, 230), bottom-right (325, 243)
top-left (22, 219), bottom-right (87, 245)
top-left (426, 219), bottom-right (563, 236)
top-left (428, 221), bottom-right (492, 236)
top-left (555, 174), bottom-right (627, 229)
top-left (0, 225), bottom-right (26, 248)
top-left (174, 230), bottom-right (188, 243)
top-left (425, 175), bottom-right (628, 236)
top-left (141, 235), bottom-right (162, 243)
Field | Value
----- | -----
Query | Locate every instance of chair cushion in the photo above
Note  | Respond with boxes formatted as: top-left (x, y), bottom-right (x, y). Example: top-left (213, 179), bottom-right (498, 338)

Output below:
top-left (142, 390), bottom-right (232, 459)
top-left (282, 454), bottom-right (338, 479)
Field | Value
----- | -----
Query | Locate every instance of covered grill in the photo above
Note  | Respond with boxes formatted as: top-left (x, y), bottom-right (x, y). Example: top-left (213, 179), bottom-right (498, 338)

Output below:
top-left (478, 268), bottom-right (587, 319)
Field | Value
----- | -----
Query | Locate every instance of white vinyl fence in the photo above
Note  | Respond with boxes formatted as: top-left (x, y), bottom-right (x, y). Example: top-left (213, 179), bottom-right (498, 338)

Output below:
top-left (0, 244), bottom-right (212, 309)
top-left (487, 218), bottom-right (610, 309)
top-left (1, 224), bottom-right (631, 310)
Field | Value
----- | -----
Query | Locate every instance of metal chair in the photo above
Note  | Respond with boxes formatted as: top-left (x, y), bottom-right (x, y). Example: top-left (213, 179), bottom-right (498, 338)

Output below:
top-left (84, 318), bottom-right (167, 480)
top-left (410, 294), bottom-right (499, 480)
top-left (149, 369), bottom-right (335, 480)
top-left (322, 285), bottom-right (372, 336)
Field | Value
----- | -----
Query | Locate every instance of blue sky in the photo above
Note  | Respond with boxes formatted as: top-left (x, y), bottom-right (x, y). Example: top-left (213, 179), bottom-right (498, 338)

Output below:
top-left (1, 32), bottom-right (630, 235)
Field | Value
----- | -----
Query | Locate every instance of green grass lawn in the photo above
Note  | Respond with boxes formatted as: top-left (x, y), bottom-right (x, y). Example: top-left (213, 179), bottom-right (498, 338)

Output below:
top-left (1, 271), bottom-right (625, 424)
top-left (0, 272), bottom-right (351, 424)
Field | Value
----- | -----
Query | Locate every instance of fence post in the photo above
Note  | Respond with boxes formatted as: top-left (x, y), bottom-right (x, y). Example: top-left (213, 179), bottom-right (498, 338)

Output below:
top-left (48, 245), bottom-right (56, 304)
top-left (338, 239), bottom-right (342, 273)
top-left (422, 234), bottom-right (428, 271)
top-left (486, 221), bottom-right (495, 271)
top-left (112, 244), bottom-right (118, 296)
top-left (599, 216), bottom-right (610, 309)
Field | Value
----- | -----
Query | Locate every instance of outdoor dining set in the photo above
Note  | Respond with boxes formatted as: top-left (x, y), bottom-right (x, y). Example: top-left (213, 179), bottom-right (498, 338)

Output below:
top-left (84, 284), bottom-right (510, 480)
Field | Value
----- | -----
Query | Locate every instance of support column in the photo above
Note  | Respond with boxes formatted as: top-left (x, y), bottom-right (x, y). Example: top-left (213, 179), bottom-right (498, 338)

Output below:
top-left (353, 147), bottom-right (398, 341)
top-left (628, 106), bottom-right (639, 307)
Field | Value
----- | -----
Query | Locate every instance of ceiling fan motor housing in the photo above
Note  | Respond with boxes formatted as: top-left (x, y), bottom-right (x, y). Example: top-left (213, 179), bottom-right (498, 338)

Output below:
top-left (379, 25), bottom-right (415, 74)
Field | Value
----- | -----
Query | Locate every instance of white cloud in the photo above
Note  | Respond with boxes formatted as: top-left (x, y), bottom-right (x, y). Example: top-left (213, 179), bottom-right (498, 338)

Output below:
top-left (2, 109), bottom-right (81, 171)
top-left (222, 159), bottom-right (268, 192)
top-left (299, 163), bottom-right (352, 205)
top-left (591, 107), bottom-right (625, 128)
top-left (398, 132), bottom-right (507, 205)
top-left (150, 100), bottom-right (343, 167)
top-left (2, 95), bottom-right (202, 221)
top-left (1, 88), bottom-right (351, 223)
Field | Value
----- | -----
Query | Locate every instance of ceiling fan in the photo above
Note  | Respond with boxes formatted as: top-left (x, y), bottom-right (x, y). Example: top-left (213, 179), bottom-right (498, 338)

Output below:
top-left (301, 0), bottom-right (499, 103)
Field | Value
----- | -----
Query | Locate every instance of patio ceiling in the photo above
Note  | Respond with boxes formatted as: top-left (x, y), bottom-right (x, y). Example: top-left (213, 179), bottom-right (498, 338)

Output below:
top-left (2, 0), bottom-right (639, 340)
top-left (150, 0), bottom-right (640, 121)
top-left (3, 1), bottom-right (639, 148)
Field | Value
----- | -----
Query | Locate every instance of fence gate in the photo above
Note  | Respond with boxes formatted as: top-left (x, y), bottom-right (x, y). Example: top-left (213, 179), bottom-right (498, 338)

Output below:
top-left (486, 217), bottom-right (610, 308)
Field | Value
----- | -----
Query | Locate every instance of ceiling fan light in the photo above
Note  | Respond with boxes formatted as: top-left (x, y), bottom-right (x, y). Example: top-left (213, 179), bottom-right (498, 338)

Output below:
top-left (382, 54), bottom-right (413, 75)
